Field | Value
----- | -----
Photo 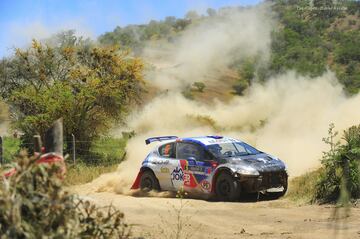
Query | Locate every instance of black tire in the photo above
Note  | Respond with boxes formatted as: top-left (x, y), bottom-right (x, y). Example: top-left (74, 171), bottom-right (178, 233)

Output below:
top-left (140, 170), bottom-right (160, 192)
top-left (215, 173), bottom-right (241, 201)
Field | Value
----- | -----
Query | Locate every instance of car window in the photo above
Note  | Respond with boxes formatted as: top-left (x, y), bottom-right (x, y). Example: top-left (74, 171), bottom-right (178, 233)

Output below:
top-left (240, 142), bottom-right (260, 154)
top-left (158, 142), bottom-right (176, 158)
top-left (207, 142), bottom-right (260, 158)
top-left (176, 142), bottom-right (207, 161)
top-left (233, 143), bottom-right (248, 155)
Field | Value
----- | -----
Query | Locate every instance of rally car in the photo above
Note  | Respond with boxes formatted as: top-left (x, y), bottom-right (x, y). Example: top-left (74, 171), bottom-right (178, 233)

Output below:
top-left (131, 136), bottom-right (288, 201)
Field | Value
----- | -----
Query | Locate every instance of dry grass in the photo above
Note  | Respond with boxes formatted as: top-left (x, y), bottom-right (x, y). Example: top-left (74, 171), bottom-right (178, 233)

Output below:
top-left (286, 169), bottom-right (322, 203)
top-left (64, 163), bottom-right (118, 186)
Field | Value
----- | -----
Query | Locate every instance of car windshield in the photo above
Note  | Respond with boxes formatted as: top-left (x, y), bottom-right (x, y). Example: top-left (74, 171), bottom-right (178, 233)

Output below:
top-left (207, 142), bottom-right (260, 158)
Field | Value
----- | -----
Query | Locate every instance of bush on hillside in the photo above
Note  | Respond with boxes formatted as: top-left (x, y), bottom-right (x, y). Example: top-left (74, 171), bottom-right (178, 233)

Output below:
top-left (192, 82), bottom-right (206, 92)
top-left (314, 124), bottom-right (360, 203)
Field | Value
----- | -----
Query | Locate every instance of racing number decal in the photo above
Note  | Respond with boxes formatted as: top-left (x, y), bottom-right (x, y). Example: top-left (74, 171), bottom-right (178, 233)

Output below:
top-left (172, 160), bottom-right (213, 189)
top-left (180, 160), bottom-right (199, 188)
top-left (183, 173), bottom-right (191, 185)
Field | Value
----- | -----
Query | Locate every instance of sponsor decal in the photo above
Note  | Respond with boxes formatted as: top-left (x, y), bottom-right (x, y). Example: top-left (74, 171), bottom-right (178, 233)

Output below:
top-left (186, 166), bottom-right (212, 175)
top-left (188, 165), bottom-right (202, 172)
top-left (171, 167), bottom-right (184, 181)
top-left (206, 167), bottom-right (212, 174)
top-left (180, 159), bottom-right (189, 170)
top-left (160, 167), bottom-right (169, 173)
top-left (207, 138), bottom-right (236, 144)
top-left (200, 180), bottom-right (211, 191)
top-left (142, 154), bottom-right (150, 164)
top-left (153, 159), bottom-right (169, 165)
top-left (184, 173), bottom-right (191, 186)
top-left (257, 158), bottom-right (268, 164)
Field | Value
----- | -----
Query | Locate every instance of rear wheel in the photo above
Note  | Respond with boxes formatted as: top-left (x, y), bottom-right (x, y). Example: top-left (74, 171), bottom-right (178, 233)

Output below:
top-left (215, 173), bottom-right (241, 201)
top-left (140, 170), bottom-right (160, 192)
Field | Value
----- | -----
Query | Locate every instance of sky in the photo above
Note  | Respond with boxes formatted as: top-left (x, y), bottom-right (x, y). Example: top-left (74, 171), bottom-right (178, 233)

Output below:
top-left (0, 0), bottom-right (262, 57)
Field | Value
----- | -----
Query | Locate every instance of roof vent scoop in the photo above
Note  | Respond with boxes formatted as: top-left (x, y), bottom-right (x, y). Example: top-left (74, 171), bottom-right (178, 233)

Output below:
top-left (207, 135), bottom-right (223, 139)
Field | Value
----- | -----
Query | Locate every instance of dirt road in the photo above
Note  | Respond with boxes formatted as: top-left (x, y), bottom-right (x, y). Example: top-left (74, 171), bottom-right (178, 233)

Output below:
top-left (72, 184), bottom-right (360, 239)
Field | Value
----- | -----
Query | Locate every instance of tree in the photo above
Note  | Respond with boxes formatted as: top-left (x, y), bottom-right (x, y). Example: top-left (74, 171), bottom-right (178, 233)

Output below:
top-left (192, 82), bottom-right (206, 92)
top-left (0, 36), bottom-right (143, 155)
top-left (185, 10), bottom-right (200, 20)
top-left (232, 58), bottom-right (255, 96)
top-left (174, 19), bottom-right (191, 31)
top-left (232, 79), bottom-right (249, 96)
top-left (165, 16), bottom-right (177, 26)
top-left (239, 59), bottom-right (255, 82)
top-left (206, 8), bottom-right (217, 17)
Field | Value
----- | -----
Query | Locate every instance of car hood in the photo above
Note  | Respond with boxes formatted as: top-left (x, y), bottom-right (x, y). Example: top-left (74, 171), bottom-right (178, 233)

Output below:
top-left (221, 153), bottom-right (286, 173)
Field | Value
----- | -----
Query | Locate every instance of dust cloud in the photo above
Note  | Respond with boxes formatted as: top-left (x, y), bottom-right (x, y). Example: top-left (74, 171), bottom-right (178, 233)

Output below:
top-left (88, 4), bottom-right (360, 194)
top-left (142, 4), bottom-right (274, 91)
top-left (125, 71), bottom-right (360, 177)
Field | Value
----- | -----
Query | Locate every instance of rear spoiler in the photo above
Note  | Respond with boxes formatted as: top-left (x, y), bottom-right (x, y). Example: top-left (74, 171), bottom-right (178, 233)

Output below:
top-left (145, 136), bottom-right (178, 145)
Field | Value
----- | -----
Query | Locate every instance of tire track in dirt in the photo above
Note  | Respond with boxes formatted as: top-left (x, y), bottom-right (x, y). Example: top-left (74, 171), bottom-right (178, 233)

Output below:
top-left (71, 185), bottom-right (360, 239)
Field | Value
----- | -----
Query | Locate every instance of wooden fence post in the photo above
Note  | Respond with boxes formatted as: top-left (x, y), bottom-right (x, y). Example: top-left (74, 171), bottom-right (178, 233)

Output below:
top-left (0, 136), bottom-right (3, 164)
top-left (44, 118), bottom-right (63, 156)
top-left (72, 133), bottom-right (76, 164)
top-left (33, 135), bottom-right (42, 154)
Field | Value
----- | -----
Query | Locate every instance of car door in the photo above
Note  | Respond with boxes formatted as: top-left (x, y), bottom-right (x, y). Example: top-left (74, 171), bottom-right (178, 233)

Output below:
top-left (156, 142), bottom-right (179, 191)
top-left (175, 142), bottom-right (214, 192)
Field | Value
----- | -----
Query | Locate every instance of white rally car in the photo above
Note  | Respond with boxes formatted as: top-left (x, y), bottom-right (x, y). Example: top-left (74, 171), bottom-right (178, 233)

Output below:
top-left (131, 136), bottom-right (288, 201)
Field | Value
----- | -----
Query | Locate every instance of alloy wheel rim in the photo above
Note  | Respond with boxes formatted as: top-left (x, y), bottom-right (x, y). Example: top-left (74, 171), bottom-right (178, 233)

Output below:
top-left (143, 177), bottom-right (153, 190)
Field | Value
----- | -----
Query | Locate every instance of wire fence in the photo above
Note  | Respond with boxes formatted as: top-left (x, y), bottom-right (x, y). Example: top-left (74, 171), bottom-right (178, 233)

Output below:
top-left (0, 135), bottom-right (127, 166)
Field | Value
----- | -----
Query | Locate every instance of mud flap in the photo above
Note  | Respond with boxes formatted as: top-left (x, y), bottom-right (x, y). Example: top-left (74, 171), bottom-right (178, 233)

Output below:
top-left (130, 171), bottom-right (143, 190)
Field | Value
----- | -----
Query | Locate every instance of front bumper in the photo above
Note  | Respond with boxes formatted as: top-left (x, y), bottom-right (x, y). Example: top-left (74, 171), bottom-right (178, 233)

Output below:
top-left (238, 170), bottom-right (288, 193)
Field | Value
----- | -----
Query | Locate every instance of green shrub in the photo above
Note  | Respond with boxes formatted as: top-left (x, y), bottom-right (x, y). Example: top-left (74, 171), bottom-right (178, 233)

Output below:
top-left (0, 152), bottom-right (130, 238)
top-left (232, 79), bottom-right (249, 95)
top-left (192, 82), bottom-right (206, 92)
top-left (181, 86), bottom-right (194, 100)
top-left (80, 137), bottom-right (128, 166)
top-left (2, 136), bottom-right (21, 163)
top-left (314, 124), bottom-right (360, 203)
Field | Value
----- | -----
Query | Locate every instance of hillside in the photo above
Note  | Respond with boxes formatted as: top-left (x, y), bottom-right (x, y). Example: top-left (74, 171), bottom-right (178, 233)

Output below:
top-left (99, 0), bottom-right (360, 97)
top-left (1, 1), bottom-right (360, 238)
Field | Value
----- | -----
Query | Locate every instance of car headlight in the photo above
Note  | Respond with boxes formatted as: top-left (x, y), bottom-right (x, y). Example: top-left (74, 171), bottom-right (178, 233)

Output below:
top-left (236, 166), bottom-right (259, 176)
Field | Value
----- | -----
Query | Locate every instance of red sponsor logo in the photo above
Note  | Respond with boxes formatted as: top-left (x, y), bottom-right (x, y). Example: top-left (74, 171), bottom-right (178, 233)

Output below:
top-left (200, 180), bottom-right (211, 190)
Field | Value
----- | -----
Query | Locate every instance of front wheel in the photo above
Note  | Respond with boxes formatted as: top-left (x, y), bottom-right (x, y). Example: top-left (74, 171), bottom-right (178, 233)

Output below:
top-left (140, 170), bottom-right (160, 192)
top-left (215, 173), bottom-right (241, 201)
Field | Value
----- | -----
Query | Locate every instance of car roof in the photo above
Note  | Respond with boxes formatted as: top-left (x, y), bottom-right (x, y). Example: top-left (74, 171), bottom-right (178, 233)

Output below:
top-left (180, 136), bottom-right (242, 146)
